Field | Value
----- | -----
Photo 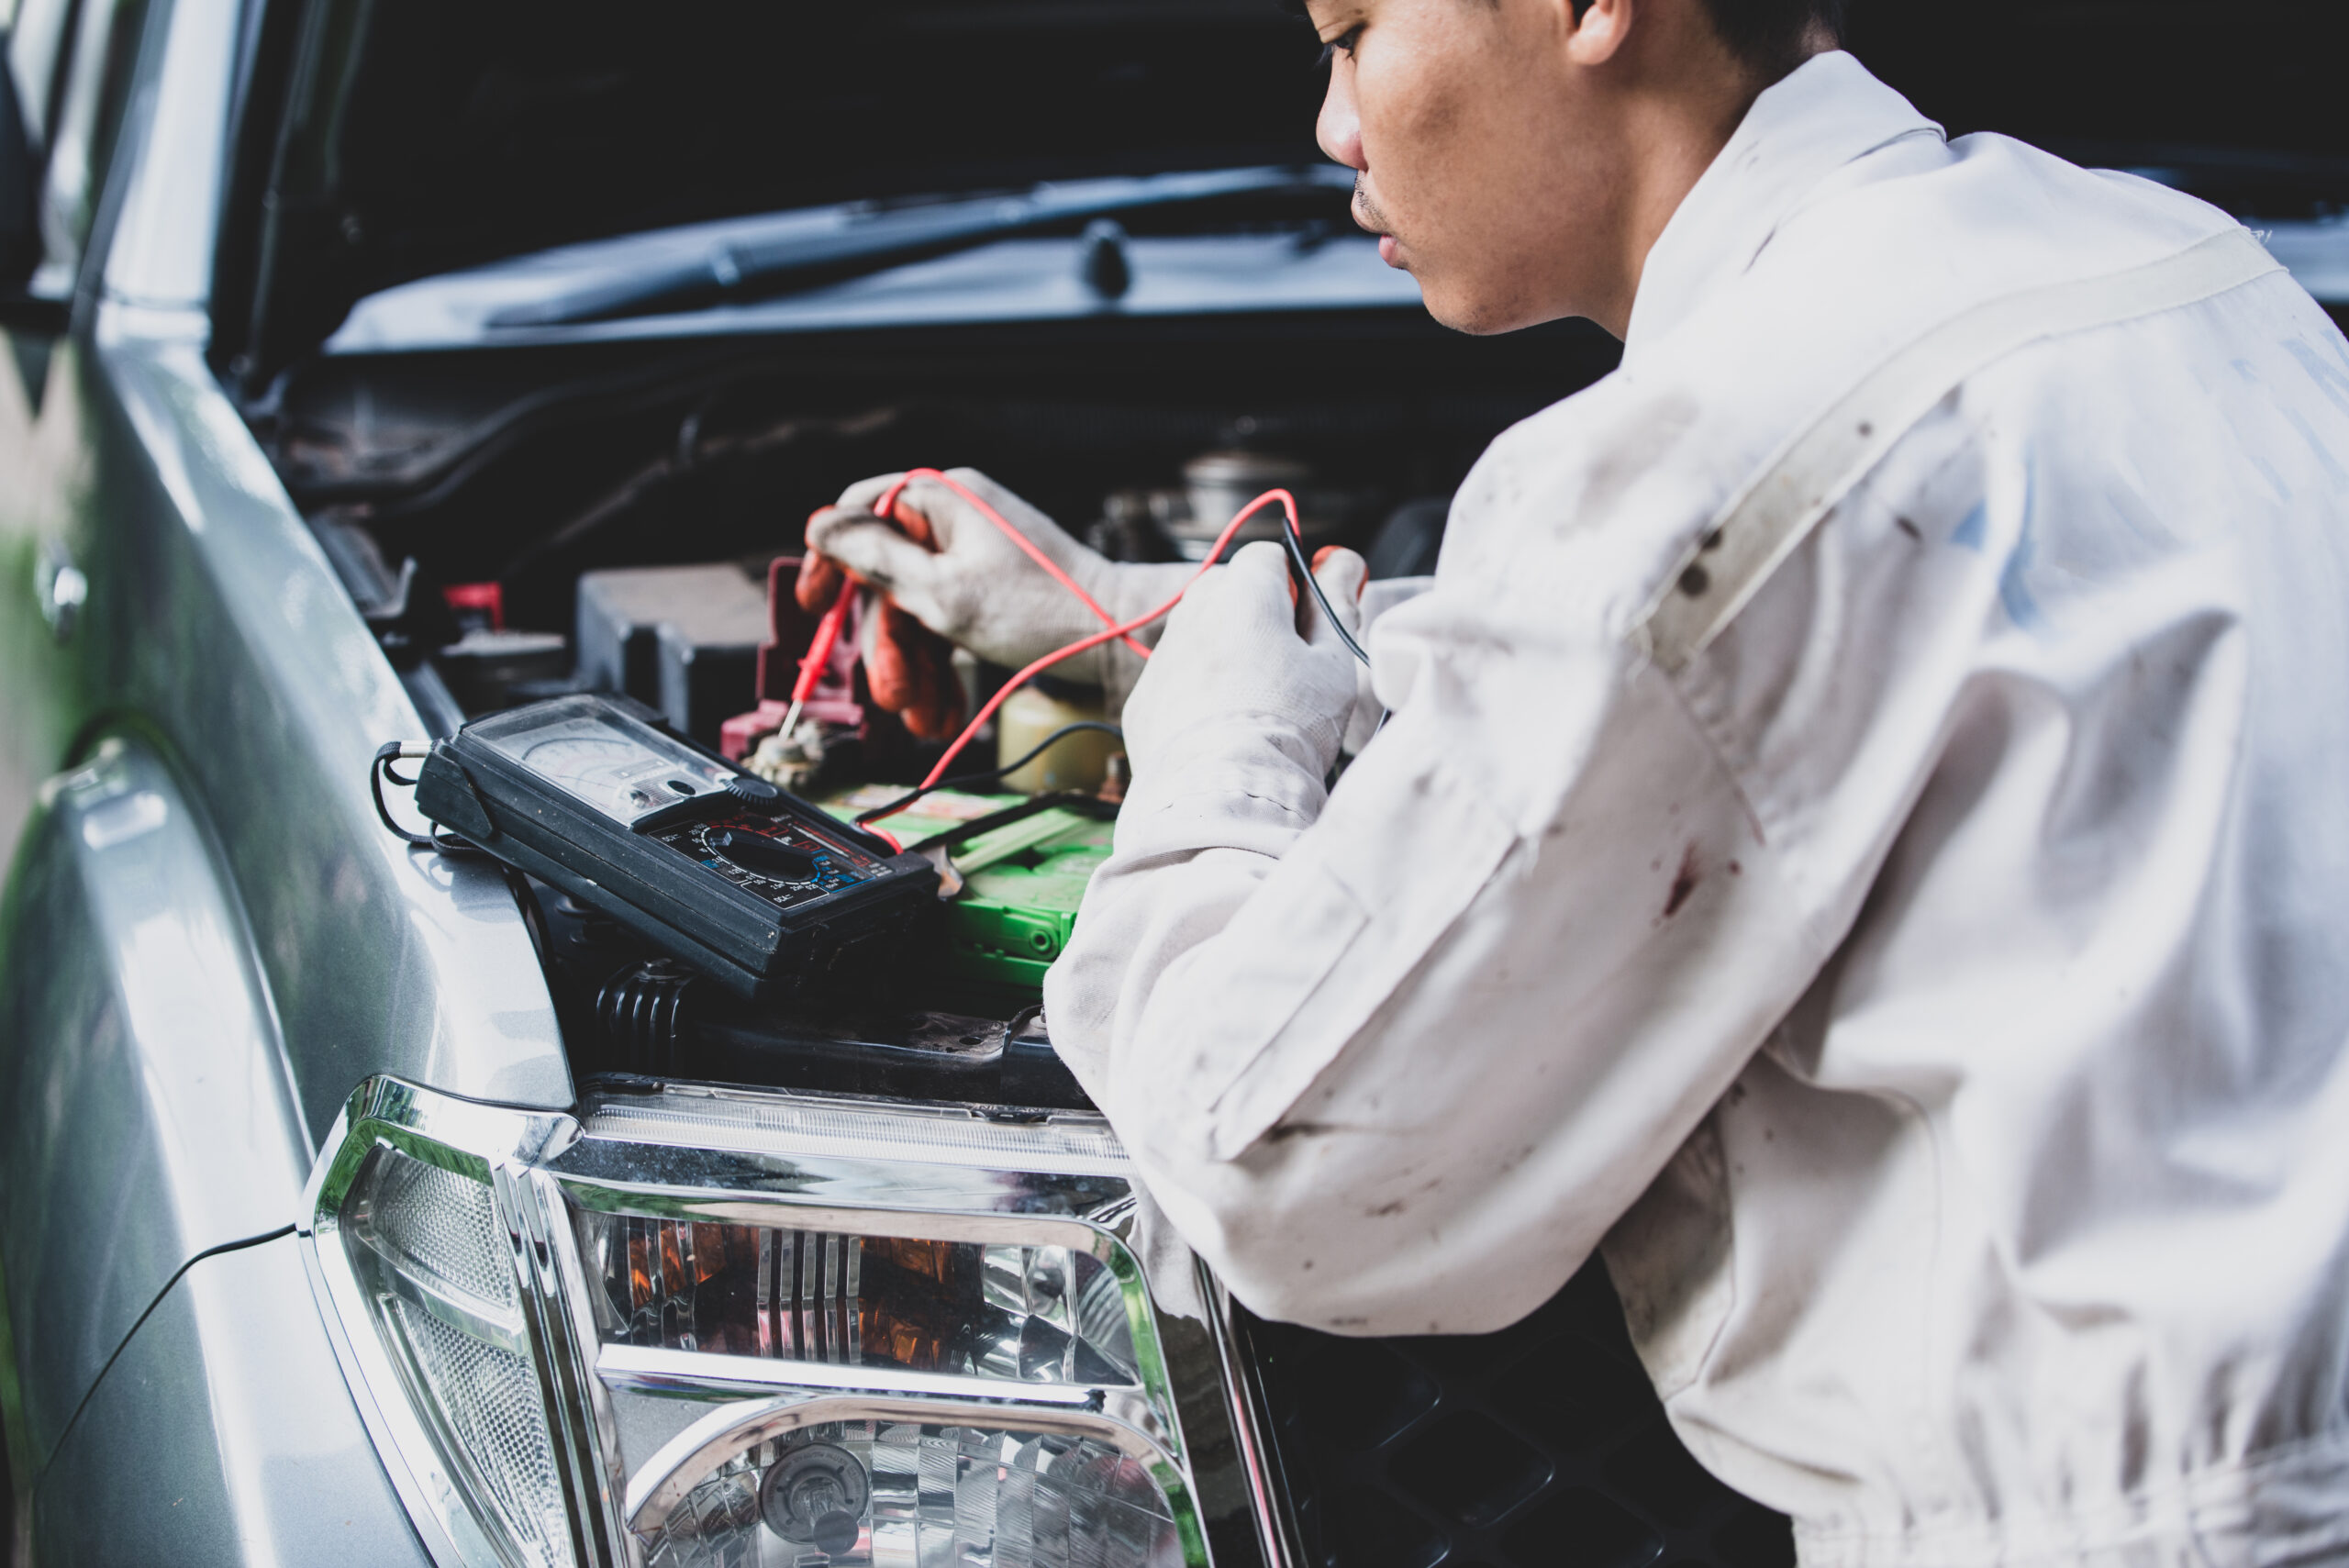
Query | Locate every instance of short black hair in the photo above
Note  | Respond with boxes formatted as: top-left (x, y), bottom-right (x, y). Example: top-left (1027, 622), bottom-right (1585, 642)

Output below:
top-left (1286, 0), bottom-right (1844, 80)
top-left (1570, 0), bottom-right (1844, 76)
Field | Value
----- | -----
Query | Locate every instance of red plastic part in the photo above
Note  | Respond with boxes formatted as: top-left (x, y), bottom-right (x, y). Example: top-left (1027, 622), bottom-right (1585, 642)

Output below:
top-left (722, 555), bottom-right (865, 760)
top-left (719, 702), bottom-right (789, 763)
top-left (442, 582), bottom-right (506, 630)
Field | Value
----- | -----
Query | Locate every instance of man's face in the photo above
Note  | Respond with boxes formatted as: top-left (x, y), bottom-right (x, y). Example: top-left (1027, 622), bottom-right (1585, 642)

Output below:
top-left (1309, 0), bottom-right (1636, 335)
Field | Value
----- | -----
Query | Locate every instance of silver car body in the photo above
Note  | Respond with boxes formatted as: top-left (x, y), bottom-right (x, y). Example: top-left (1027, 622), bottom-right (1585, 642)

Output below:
top-left (0, 0), bottom-right (563, 1555)
top-left (2, 0), bottom-right (2345, 1562)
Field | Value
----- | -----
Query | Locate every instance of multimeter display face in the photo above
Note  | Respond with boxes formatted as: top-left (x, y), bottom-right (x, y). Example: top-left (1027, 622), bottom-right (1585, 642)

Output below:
top-left (470, 696), bottom-right (734, 826)
top-left (647, 812), bottom-right (875, 911)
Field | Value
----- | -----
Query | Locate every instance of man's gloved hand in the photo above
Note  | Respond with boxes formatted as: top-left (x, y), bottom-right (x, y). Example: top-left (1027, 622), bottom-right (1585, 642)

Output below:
top-left (793, 492), bottom-right (967, 740)
top-left (804, 469), bottom-right (1150, 670)
top-left (1121, 541), bottom-right (1368, 793)
top-left (863, 595), bottom-right (967, 742)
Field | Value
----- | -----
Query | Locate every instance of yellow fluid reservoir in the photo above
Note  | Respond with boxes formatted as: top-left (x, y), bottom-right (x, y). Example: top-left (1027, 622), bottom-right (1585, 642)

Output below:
top-left (996, 681), bottom-right (1118, 794)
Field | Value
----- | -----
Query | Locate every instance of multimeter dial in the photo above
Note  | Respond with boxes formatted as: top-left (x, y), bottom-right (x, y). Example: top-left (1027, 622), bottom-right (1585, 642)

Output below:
top-left (653, 816), bottom-right (867, 910)
top-left (707, 828), bottom-right (818, 884)
top-left (469, 696), bottom-right (734, 825)
top-left (520, 733), bottom-right (637, 781)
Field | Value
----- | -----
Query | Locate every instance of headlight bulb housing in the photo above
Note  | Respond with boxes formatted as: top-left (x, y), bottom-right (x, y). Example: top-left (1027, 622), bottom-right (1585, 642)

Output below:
top-left (760, 1440), bottom-right (868, 1553)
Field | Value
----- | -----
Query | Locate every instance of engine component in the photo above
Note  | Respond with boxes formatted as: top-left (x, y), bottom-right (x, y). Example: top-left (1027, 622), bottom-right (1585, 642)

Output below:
top-left (310, 515), bottom-right (461, 667)
top-left (723, 556), bottom-right (875, 791)
top-left (837, 788), bottom-right (1116, 995)
top-left (933, 807), bottom-right (1114, 990)
top-left (575, 562), bottom-right (771, 746)
top-left (1146, 449), bottom-right (1374, 562)
top-left (745, 719), bottom-right (836, 795)
top-left (996, 679), bottom-right (1118, 794)
top-left (596, 960), bottom-right (696, 1075)
top-left (432, 627), bottom-right (571, 713)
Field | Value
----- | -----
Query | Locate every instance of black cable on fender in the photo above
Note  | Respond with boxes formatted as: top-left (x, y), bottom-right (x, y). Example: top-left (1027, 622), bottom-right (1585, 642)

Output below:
top-left (372, 743), bottom-right (436, 847)
top-left (371, 742), bottom-right (487, 856)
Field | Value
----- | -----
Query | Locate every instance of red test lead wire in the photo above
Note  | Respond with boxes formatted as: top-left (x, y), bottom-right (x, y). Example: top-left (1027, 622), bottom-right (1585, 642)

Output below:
top-left (895, 487), bottom-right (1308, 793)
top-left (776, 578), bottom-right (855, 743)
top-left (775, 581), bottom-right (895, 846)
top-left (800, 472), bottom-right (1317, 834)
top-left (790, 465), bottom-right (1161, 744)
top-left (875, 469), bottom-right (1155, 661)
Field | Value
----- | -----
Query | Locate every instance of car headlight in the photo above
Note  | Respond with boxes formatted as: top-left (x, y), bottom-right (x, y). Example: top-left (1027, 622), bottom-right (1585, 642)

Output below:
top-left (301, 1076), bottom-right (1271, 1568)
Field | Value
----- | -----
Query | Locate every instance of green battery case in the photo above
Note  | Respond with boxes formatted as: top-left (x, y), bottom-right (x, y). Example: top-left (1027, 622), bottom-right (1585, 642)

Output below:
top-left (820, 790), bottom-right (1116, 993)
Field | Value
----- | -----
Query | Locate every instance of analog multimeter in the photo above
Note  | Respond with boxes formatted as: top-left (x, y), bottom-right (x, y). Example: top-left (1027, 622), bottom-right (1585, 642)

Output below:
top-left (411, 695), bottom-right (938, 998)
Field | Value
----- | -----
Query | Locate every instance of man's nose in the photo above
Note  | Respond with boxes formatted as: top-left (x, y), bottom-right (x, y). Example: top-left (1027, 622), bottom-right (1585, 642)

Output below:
top-left (1318, 68), bottom-right (1365, 171)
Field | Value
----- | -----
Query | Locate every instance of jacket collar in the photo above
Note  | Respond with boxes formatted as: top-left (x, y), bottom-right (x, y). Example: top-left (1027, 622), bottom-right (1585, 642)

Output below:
top-left (1622, 51), bottom-right (1943, 358)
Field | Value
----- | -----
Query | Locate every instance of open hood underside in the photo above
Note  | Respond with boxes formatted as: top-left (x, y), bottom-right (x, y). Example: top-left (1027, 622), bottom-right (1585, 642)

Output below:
top-left (212, 0), bottom-right (2349, 390)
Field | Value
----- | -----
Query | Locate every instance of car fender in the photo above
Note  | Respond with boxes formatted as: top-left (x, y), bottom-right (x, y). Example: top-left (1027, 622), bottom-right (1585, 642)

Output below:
top-left (0, 731), bottom-right (308, 1476)
top-left (31, 1233), bottom-right (429, 1567)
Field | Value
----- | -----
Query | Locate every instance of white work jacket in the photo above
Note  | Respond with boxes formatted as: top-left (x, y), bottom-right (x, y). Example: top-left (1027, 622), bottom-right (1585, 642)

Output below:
top-left (1046, 50), bottom-right (2349, 1568)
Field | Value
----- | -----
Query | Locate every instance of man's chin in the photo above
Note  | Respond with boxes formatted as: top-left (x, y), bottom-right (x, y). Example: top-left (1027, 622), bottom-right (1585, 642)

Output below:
top-left (1420, 279), bottom-right (1569, 338)
top-left (1419, 284), bottom-right (1516, 338)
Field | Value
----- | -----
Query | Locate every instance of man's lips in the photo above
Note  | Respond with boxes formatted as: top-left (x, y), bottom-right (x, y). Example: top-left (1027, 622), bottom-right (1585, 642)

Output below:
top-left (1353, 180), bottom-right (1403, 268)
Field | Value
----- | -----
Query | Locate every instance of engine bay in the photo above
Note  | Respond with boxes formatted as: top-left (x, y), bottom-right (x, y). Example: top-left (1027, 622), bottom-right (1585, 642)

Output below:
top-left (282, 317), bottom-right (1617, 1106)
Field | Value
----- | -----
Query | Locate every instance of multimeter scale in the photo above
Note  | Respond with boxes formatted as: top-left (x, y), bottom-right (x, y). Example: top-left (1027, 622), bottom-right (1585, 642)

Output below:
top-left (414, 695), bottom-right (938, 998)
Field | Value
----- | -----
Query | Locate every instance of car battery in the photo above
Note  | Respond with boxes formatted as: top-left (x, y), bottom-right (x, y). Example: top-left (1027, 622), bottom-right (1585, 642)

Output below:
top-left (946, 810), bottom-right (1112, 988)
top-left (823, 787), bottom-right (1115, 993)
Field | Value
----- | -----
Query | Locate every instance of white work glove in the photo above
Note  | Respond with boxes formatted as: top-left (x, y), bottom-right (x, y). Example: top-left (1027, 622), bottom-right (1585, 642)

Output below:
top-left (803, 469), bottom-right (1193, 698)
top-left (1120, 540), bottom-right (1368, 797)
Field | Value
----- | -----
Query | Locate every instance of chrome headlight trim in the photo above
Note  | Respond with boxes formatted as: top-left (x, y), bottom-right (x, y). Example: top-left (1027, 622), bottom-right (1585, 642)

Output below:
top-left (302, 1074), bottom-right (1268, 1568)
top-left (300, 1078), bottom-right (613, 1568)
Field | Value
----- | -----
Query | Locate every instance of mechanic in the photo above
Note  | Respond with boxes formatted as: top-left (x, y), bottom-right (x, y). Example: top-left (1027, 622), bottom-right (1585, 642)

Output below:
top-left (800, 0), bottom-right (2349, 1562)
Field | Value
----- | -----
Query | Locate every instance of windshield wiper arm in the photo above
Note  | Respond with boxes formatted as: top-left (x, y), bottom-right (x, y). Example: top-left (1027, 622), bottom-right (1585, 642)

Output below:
top-left (485, 164), bottom-right (1357, 329)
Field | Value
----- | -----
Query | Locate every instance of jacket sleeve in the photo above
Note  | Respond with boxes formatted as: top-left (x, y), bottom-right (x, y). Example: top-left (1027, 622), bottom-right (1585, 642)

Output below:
top-left (1043, 384), bottom-right (1999, 1336)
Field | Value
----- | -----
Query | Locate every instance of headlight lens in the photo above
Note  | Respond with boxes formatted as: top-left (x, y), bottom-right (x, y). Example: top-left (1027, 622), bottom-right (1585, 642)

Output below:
top-left (583, 1215), bottom-right (1140, 1385)
top-left (301, 1077), bottom-right (1258, 1568)
top-left (648, 1421), bottom-right (1182, 1566)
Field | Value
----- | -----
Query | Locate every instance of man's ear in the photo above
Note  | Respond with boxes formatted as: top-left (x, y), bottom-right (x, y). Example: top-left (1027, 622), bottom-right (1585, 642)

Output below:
top-left (1564, 0), bottom-right (1635, 65)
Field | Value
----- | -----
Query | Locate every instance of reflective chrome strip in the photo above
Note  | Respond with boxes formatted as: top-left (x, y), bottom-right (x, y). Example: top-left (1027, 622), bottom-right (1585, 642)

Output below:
top-left (597, 1341), bottom-right (1112, 1406)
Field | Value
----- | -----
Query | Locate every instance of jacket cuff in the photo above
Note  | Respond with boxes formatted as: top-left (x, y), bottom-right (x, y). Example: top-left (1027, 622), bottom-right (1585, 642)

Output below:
top-left (1114, 721), bottom-right (1332, 861)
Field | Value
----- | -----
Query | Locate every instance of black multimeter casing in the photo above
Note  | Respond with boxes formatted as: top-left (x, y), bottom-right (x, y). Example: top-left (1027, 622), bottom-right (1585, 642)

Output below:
top-left (413, 694), bottom-right (938, 999)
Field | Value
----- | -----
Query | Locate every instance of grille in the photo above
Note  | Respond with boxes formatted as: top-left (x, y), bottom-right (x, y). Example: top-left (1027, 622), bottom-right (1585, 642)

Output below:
top-left (1237, 1260), bottom-right (1793, 1568)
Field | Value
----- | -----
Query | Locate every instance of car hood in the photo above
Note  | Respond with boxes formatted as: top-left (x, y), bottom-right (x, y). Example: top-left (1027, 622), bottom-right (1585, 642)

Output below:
top-left (217, 0), bottom-right (2349, 387)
